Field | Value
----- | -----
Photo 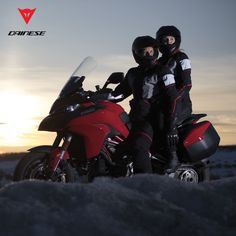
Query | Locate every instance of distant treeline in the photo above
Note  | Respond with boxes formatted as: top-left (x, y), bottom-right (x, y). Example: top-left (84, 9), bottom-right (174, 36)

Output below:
top-left (0, 152), bottom-right (26, 160)
top-left (218, 145), bottom-right (236, 151)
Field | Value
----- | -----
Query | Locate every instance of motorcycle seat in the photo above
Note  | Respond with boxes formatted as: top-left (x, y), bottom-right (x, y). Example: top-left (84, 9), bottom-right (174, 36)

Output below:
top-left (177, 113), bottom-right (207, 128)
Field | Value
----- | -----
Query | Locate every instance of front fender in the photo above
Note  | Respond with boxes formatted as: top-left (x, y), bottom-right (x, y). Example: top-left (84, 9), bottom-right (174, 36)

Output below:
top-left (28, 145), bottom-right (54, 154)
top-left (28, 146), bottom-right (70, 161)
top-left (28, 146), bottom-right (70, 171)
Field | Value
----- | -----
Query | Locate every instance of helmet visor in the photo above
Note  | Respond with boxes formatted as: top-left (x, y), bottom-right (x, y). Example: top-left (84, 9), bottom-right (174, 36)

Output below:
top-left (135, 47), bottom-right (155, 57)
top-left (161, 36), bottom-right (176, 45)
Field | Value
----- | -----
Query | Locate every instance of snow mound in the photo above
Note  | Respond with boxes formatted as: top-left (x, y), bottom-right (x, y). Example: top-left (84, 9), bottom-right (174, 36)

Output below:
top-left (0, 175), bottom-right (236, 236)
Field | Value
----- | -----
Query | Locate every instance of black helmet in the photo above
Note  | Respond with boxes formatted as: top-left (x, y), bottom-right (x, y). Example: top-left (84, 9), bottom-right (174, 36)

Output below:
top-left (132, 36), bottom-right (158, 67)
top-left (156, 26), bottom-right (181, 55)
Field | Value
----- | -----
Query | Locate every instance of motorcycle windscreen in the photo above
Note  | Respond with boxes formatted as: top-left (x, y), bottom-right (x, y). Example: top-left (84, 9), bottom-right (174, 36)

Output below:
top-left (180, 121), bottom-right (220, 162)
top-left (59, 57), bottom-right (97, 98)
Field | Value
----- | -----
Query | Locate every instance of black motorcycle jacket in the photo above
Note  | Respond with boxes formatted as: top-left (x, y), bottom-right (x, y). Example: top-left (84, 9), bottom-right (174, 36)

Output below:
top-left (158, 50), bottom-right (192, 122)
top-left (112, 65), bottom-right (180, 131)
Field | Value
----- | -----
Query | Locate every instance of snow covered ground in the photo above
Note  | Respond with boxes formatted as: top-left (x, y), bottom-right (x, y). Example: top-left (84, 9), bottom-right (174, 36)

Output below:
top-left (0, 147), bottom-right (236, 236)
top-left (208, 146), bottom-right (236, 179)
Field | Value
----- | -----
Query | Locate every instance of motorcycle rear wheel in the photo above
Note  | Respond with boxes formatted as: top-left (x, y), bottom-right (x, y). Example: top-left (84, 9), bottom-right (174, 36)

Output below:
top-left (174, 161), bottom-right (210, 183)
top-left (13, 152), bottom-right (75, 183)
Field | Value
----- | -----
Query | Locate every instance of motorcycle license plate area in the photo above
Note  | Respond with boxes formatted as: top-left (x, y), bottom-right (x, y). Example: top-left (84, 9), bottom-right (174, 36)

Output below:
top-left (181, 121), bottom-right (220, 162)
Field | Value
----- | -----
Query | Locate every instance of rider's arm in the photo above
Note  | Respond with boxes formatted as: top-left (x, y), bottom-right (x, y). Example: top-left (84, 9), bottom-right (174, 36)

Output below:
top-left (160, 67), bottom-right (180, 131)
top-left (175, 52), bottom-right (192, 96)
top-left (111, 69), bottom-right (133, 101)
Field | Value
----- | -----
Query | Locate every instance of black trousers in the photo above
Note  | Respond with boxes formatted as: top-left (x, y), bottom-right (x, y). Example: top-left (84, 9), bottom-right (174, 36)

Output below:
top-left (149, 102), bottom-right (191, 161)
top-left (126, 121), bottom-right (153, 173)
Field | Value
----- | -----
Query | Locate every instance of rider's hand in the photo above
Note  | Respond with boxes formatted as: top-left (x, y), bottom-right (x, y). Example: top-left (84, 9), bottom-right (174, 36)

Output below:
top-left (166, 128), bottom-right (179, 148)
top-left (99, 88), bottom-right (113, 94)
top-left (88, 88), bottom-right (112, 101)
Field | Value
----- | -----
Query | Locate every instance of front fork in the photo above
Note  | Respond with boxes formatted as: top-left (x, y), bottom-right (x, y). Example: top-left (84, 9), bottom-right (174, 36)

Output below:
top-left (50, 133), bottom-right (72, 172)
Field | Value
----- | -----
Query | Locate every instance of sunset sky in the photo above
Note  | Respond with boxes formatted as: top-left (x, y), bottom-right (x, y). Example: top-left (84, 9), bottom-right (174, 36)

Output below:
top-left (0, 0), bottom-right (236, 153)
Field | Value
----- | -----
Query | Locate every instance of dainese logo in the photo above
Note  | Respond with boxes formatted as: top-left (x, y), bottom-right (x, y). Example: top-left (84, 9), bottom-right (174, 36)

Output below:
top-left (8, 8), bottom-right (46, 36)
top-left (18, 8), bottom-right (36, 24)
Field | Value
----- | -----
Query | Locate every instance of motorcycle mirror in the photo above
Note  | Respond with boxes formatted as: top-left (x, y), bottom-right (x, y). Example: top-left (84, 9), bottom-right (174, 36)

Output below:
top-left (107, 72), bottom-right (124, 84)
top-left (103, 72), bottom-right (124, 89)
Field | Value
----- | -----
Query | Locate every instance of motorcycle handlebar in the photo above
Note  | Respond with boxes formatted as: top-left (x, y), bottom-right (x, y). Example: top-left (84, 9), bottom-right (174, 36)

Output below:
top-left (87, 88), bottom-right (124, 103)
top-left (87, 88), bottom-right (112, 102)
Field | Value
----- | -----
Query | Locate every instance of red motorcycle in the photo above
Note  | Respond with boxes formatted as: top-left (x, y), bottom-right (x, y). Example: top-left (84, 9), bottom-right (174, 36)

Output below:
top-left (13, 57), bottom-right (220, 183)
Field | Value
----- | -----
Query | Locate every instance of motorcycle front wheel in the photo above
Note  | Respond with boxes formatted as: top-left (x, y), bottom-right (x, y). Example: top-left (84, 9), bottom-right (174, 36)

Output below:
top-left (13, 152), bottom-right (75, 183)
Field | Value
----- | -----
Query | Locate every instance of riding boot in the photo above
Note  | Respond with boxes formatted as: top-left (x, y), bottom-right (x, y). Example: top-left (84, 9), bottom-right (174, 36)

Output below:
top-left (166, 151), bottom-right (180, 173)
top-left (133, 149), bottom-right (152, 174)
